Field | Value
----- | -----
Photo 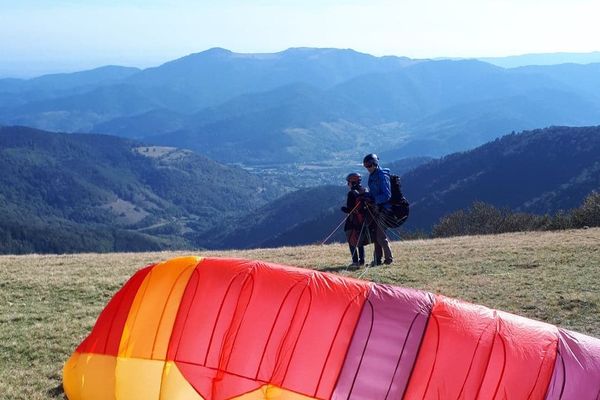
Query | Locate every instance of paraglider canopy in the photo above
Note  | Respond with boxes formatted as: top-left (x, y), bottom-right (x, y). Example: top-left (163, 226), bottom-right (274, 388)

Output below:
top-left (63, 256), bottom-right (600, 400)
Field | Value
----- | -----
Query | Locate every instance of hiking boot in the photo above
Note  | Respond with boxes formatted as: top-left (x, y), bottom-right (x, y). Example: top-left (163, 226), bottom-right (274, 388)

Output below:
top-left (348, 262), bottom-right (360, 270)
top-left (383, 259), bottom-right (393, 265)
top-left (358, 260), bottom-right (365, 266)
top-left (370, 260), bottom-right (382, 267)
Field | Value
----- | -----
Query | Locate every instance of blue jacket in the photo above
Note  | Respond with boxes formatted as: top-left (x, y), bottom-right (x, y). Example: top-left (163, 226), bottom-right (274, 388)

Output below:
top-left (368, 167), bottom-right (392, 209)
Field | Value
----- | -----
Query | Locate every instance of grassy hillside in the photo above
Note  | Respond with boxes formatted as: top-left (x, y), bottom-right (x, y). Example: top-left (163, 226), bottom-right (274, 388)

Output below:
top-left (1, 228), bottom-right (599, 399)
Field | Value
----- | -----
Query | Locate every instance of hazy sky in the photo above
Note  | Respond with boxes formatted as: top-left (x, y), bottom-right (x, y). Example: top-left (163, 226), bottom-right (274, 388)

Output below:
top-left (1, 0), bottom-right (600, 77)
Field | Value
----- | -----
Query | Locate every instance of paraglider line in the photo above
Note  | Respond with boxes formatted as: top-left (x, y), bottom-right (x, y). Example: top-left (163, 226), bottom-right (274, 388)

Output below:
top-left (550, 350), bottom-right (566, 399)
top-left (221, 275), bottom-right (256, 372)
top-left (362, 205), bottom-right (400, 268)
top-left (346, 217), bottom-right (369, 274)
top-left (151, 265), bottom-right (196, 359)
top-left (365, 206), bottom-right (395, 243)
top-left (347, 300), bottom-right (375, 399)
top-left (255, 279), bottom-right (310, 381)
top-left (457, 318), bottom-right (497, 399)
top-left (266, 284), bottom-right (312, 384)
top-left (173, 359), bottom-right (269, 382)
top-left (402, 299), bottom-right (434, 399)
top-left (121, 269), bottom-right (154, 355)
top-left (321, 203), bottom-right (360, 245)
top-left (421, 315), bottom-right (441, 399)
top-left (101, 270), bottom-right (140, 354)
top-left (354, 217), bottom-right (369, 258)
top-left (173, 269), bottom-right (201, 362)
top-left (315, 292), bottom-right (368, 398)
top-left (279, 287), bottom-right (313, 387)
top-left (486, 328), bottom-right (508, 400)
top-left (375, 209), bottom-right (405, 240)
top-left (155, 265), bottom-right (198, 400)
top-left (385, 312), bottom-right (422, 400)
top-left (367, 203), bottom-right (407, 240)
top-left (204, 270), bottom-right (253, 367)
top-left (357, 219), bottom-right (375, 278)
top-left (526, 339), bottom-right (557, 400)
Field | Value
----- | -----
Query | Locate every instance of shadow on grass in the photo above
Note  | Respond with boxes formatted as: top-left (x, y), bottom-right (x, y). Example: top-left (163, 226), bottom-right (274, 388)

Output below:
top-left (48, 383), bottom-right (64, 398)
top-left (321, 264), bottom-right (358, 273)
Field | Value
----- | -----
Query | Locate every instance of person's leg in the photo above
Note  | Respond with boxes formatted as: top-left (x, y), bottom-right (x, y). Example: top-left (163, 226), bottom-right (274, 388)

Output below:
top-left (349, 244), bottom-right (359, 263)
top-left (366, 211), bottom-right (382, 265)
top-left (373, 241), bottom-right (382, 265)
top-left (358, 246), bottom-right (365, 265)
top-left (375, 224), bottom-right (393, 264)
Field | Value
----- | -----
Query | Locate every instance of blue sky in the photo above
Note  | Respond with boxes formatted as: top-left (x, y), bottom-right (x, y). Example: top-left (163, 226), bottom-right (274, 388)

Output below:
top-left (1, 0), bottom-right (599, 77)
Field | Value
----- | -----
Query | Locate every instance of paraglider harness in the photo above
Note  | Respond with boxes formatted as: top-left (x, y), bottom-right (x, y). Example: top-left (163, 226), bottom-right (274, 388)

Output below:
top-left (387, 174), bottom-right (410, 228)
top-left (365, 172), bottom-right (410, 229)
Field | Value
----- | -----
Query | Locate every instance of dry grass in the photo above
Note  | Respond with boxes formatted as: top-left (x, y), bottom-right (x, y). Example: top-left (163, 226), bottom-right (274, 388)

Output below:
top-left (1, 228), bottom-right (599, 400)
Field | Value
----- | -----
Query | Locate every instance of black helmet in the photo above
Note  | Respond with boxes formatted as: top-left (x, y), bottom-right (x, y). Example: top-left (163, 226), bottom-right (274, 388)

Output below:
top-left (346, 172), bottom-right (361, 184)
top-left (363, 153), bottom-right (379, 167)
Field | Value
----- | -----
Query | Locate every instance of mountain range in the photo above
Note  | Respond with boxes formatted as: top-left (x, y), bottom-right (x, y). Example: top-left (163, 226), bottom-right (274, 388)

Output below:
top-left (204, 125), bottom-right (600, 248)
top-left (480, 51), bottom-right (600, 68)
top-left (2, 48), bottom-right (600, 166)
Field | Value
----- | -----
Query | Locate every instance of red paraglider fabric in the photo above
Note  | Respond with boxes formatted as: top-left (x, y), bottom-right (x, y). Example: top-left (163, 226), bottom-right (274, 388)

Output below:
top-left (63, 257), bottom-right (600, 400)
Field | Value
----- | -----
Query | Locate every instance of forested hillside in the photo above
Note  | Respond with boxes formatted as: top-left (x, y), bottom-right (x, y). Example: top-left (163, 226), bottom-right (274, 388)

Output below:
top-left (402, 125), bottom-right (600, 230)
top-left (0, 126), bottom-right (280, 253)
top-left (200, 185), bottom-right (347, 249)
top-left (1, 124), bottom-right (597, 252)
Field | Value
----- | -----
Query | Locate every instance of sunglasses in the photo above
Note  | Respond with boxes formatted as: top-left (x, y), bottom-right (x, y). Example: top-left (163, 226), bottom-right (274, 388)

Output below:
top-left (363, 162), bottom-right (374, 168)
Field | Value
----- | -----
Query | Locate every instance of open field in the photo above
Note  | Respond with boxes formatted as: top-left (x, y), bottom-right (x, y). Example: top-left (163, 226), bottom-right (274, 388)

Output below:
top-left (1, 228), bottom-right (599, 400)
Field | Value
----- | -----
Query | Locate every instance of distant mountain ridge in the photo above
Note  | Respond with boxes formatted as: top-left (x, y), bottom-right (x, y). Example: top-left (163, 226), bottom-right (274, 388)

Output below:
top-left (0, 66), bottom-right (140, 109)
top-left (480, 51), bottom-right (600, 68)
top-left (3, 48), bottom-right (600, 166)
top-left (95, 59), bottom-right (600, 163)
top-left (0, 47), bottom-right (416, 120)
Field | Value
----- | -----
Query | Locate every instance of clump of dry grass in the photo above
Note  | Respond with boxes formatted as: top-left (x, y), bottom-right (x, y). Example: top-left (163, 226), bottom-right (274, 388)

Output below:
top-left (1, 228), bottom-right (598, 400)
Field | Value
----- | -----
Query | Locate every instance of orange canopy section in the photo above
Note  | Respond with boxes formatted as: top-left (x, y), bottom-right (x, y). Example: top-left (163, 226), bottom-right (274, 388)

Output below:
top-left (64, 256), bottom-right (600, 400)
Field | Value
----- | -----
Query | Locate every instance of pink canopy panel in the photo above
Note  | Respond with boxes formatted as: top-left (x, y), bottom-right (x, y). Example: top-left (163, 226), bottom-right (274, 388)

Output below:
top-left (63, 256), bottom-right (600, 399)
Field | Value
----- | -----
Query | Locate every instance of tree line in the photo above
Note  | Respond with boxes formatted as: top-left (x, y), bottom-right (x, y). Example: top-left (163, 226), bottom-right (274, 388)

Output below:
top-left (432, 192), bottom-right (600, 238)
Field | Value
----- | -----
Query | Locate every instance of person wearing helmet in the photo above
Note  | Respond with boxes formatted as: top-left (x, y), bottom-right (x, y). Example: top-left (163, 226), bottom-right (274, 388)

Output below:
top-left (341, 172), bottom-right (367, 267)
top-left (363, 153), bottom-right (394, 266)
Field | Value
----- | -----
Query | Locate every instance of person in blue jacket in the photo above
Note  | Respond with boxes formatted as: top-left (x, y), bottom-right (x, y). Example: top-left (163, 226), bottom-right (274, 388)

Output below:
top-left (363, 153), bottom-right (394, 266)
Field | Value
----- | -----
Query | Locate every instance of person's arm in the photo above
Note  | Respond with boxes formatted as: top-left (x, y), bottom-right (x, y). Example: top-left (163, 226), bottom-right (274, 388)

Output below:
top-left (341, 192), bottom-right (353, 213)
top-left (346, 191), bottom-right (355, 209)
top-left (374, 171), bottom-right (392, 205)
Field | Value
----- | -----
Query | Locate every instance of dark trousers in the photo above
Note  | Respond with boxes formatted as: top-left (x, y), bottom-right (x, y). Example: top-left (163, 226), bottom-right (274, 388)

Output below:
top-left (371, 209), bottom-right (393, 263)
top-left (349, 244), bottom-right (365, 264)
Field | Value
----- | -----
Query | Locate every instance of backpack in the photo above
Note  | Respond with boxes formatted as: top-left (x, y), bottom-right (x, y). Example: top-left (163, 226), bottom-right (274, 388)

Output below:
top-left (387, 174), bottom-right (410, 228)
